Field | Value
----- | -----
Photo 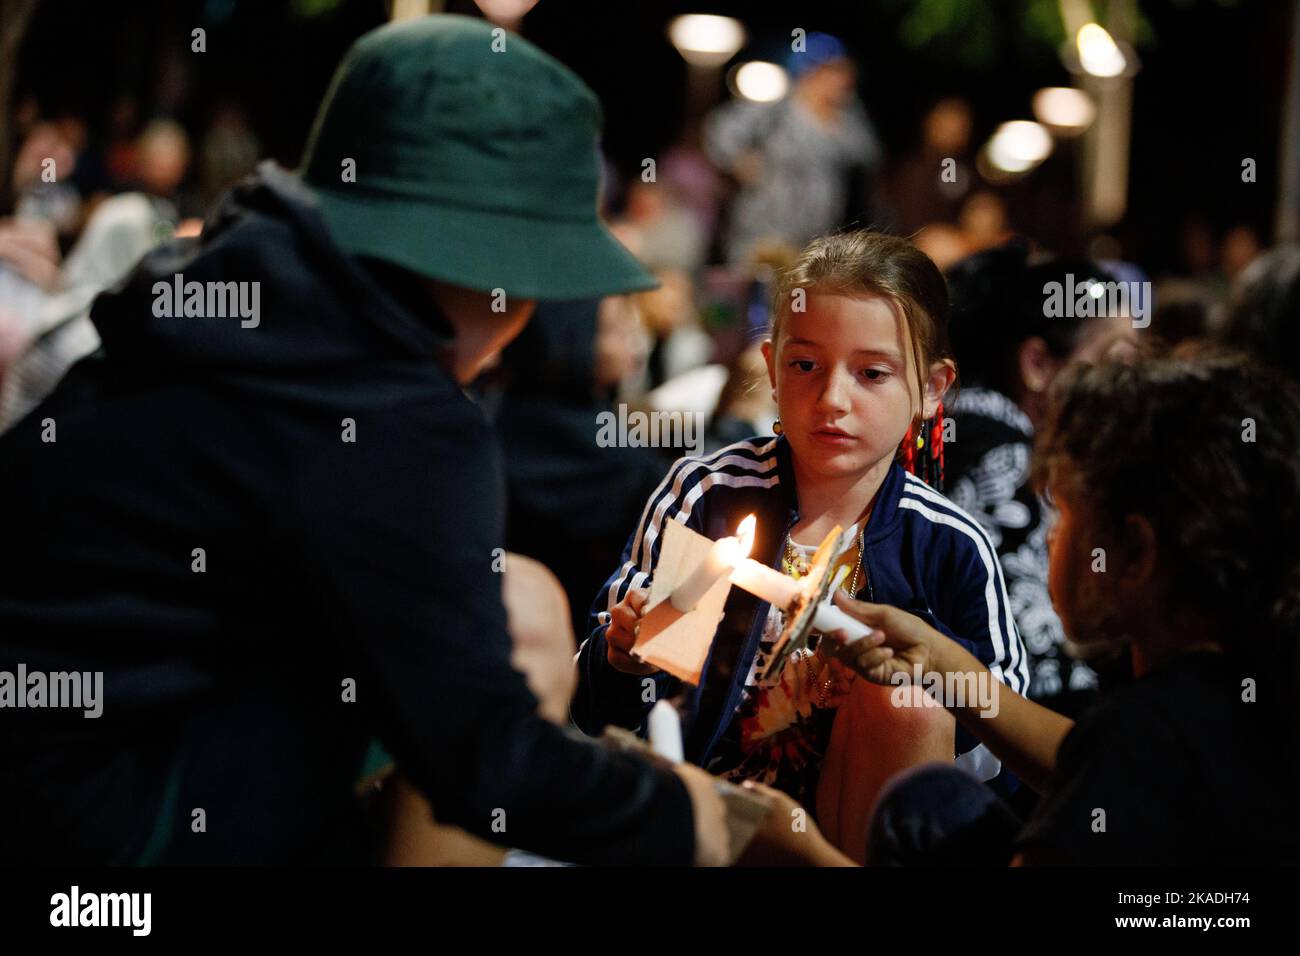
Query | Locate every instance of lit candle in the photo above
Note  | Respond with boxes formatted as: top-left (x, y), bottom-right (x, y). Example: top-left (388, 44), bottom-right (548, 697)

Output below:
top-left (647, 700), bottom-right (684, 763)
top-left (729, 557), bottom-right (804, 610)
top-left (670, 515), bottom-right (756, 612)
top-left (729, 552), bottom-right (874, 641)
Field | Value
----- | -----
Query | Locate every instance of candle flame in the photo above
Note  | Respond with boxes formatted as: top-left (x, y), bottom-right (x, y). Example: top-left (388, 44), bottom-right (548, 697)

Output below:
top-left (736, 514), bottom-right (756, 559)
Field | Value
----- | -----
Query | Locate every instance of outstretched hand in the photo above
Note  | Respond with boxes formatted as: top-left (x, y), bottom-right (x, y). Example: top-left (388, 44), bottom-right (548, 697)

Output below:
top-left (822, 591), bottom-right (947, 685)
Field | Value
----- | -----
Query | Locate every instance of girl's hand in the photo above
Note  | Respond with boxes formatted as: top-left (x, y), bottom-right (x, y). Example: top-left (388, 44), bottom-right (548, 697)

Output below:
top-left (822, 591), bottom-right (946, 685)
top-left (604, 587), bottom-right (657, 675)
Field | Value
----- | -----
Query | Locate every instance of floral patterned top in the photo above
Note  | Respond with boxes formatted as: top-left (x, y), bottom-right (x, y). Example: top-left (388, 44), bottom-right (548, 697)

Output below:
top-left (945, 387), bottom-right (1099, 699)
top-left (704, 521), bottom-right (865, 808)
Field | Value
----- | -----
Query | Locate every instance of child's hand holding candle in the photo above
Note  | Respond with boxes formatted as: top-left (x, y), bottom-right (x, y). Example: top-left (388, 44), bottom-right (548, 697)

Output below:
top-left (668, 512), bottom-right (879, 645)
top-left (605, 587), bottom-right (656, 674)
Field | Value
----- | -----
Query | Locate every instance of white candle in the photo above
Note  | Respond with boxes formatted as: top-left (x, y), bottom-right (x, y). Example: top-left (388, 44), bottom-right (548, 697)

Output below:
top-left (810, 602), bottom-right (874, 643)
top-left (670, 535), bottom-right (742, 612)
top-left (729, 557), bottom-right (804, 609)
top-left (647, 700), bottom-right (684, 763)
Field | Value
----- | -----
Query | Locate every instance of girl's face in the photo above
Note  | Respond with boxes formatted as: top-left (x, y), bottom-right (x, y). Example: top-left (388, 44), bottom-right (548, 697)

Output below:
top-left (762, 293), bottom-right (949, 482)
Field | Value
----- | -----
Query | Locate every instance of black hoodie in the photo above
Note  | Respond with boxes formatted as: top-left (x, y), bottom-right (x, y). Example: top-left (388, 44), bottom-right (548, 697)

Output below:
top-left (0, 163), bottom-right (694, 865)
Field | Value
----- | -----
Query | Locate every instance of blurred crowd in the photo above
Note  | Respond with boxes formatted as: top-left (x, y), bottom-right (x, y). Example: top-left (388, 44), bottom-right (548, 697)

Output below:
top-left (0, 96), bottom-right (257, 425)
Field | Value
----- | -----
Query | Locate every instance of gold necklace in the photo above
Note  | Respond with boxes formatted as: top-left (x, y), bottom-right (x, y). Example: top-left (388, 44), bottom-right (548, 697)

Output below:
top-left (783, 523), bottom-right (865, 596)
top-left (785, 524), bottom-right (866, 707)
top-left (782, 536), bottom-right (812, 578)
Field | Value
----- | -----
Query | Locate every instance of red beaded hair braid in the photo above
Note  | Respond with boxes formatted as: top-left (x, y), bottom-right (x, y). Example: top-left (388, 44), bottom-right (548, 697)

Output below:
top-left (898, 400), bottom-right (945, 492)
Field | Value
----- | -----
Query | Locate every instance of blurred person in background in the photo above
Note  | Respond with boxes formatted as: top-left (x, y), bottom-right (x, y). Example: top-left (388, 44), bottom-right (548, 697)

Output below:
top-left (1218, 243), bottom-right (1300, 384)
top-left (0, 118), bottom-right (194, 432)
top-left (1175, 215), bottom-right (1245, 300)
top-left (1179, 215), bottom-right (1219, 284)
top-left (612, 178), bottom-right (707, 275)
top-left (1148, 278), bottom-right (1215, 348)
top-left (609, 186), bottom-right (713, 393)
top-left (704, 32), bottom-right (882, 266)
top-left (944, 241), bottom-right (1140, 713)
top-left (705, 342), bottom-right (778, 452)
top-left (0, 214), bottom-right (60, 297)
top-left (127, 118), bottom-right (193, 216)
top-left (1219, 223), bottom-right (1263, 283)
top-left (655, 143), bottom-right (727, 247)
top-left (912, 191), bottom-right (1014, 272)
top-left (0, 216), bottom-right (59, 397)
top-left (888, 97), bottom-right (974, 236)
top-left (10, 119), bottom-right (83, 242)
top-left (957, 191), bottom-right (1013, 255)
top-left (0, 122), bottom-right (72, 423)
top-left (200, 103), bottom-right (261, 212)
top-left (634, 268), bottom-right (712, 391)
top-left (58, 114), bottom-right (115, 206)
top-left (911, 222), bottom-right (969, 273)
top-left (104, 94), bottom-right (142, 187)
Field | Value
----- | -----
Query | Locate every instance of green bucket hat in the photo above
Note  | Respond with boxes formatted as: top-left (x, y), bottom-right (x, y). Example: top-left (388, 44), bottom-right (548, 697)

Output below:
top-left (300, 14), bottom-right (655, 300)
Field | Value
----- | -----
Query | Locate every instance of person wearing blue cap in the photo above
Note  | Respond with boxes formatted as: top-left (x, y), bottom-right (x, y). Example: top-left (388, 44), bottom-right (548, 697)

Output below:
top-left (705, 33), bottom-right (882, 265)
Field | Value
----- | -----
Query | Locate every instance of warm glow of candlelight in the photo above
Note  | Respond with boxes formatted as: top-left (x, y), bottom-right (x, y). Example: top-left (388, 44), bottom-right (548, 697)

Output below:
top-left (668, 515), bottom-right (761, 613)
top-left (736, 514), bottom-right (756, 558)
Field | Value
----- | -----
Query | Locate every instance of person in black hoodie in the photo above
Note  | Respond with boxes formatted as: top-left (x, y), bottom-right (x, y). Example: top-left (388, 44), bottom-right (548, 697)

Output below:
top-left (0, 16), bottom-right (841, 867)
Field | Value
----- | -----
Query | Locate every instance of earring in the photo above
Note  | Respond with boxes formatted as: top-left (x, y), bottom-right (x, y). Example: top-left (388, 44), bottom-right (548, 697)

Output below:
top-left (932, 399), bottom-right (945, 491)
top-left (773, 419), bottom-right (784, 436)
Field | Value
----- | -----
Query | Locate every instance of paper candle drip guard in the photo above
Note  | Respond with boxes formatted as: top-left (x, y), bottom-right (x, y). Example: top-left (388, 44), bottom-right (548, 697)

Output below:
top-left (632, 519), bottom-right (852, 685)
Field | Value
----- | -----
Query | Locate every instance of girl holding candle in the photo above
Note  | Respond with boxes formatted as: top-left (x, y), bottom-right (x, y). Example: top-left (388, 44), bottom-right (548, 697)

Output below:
top-left (574, 230), bottom-right (1030, 863)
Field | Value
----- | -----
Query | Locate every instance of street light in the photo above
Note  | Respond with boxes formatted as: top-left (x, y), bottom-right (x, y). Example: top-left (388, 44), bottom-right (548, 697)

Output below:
top-left (729, 61), bottom-right (788, 103)
top-left (667, 14), bottom-right (746, 67)
top-left (1033, 86), bottom-right (1096, 136)
top-left (1076, 22), bottom-right (1127, 78)
top-left (984, 120), bottom-right (1054, 174)
top-left (669, 14), bottom-right (747, 144)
